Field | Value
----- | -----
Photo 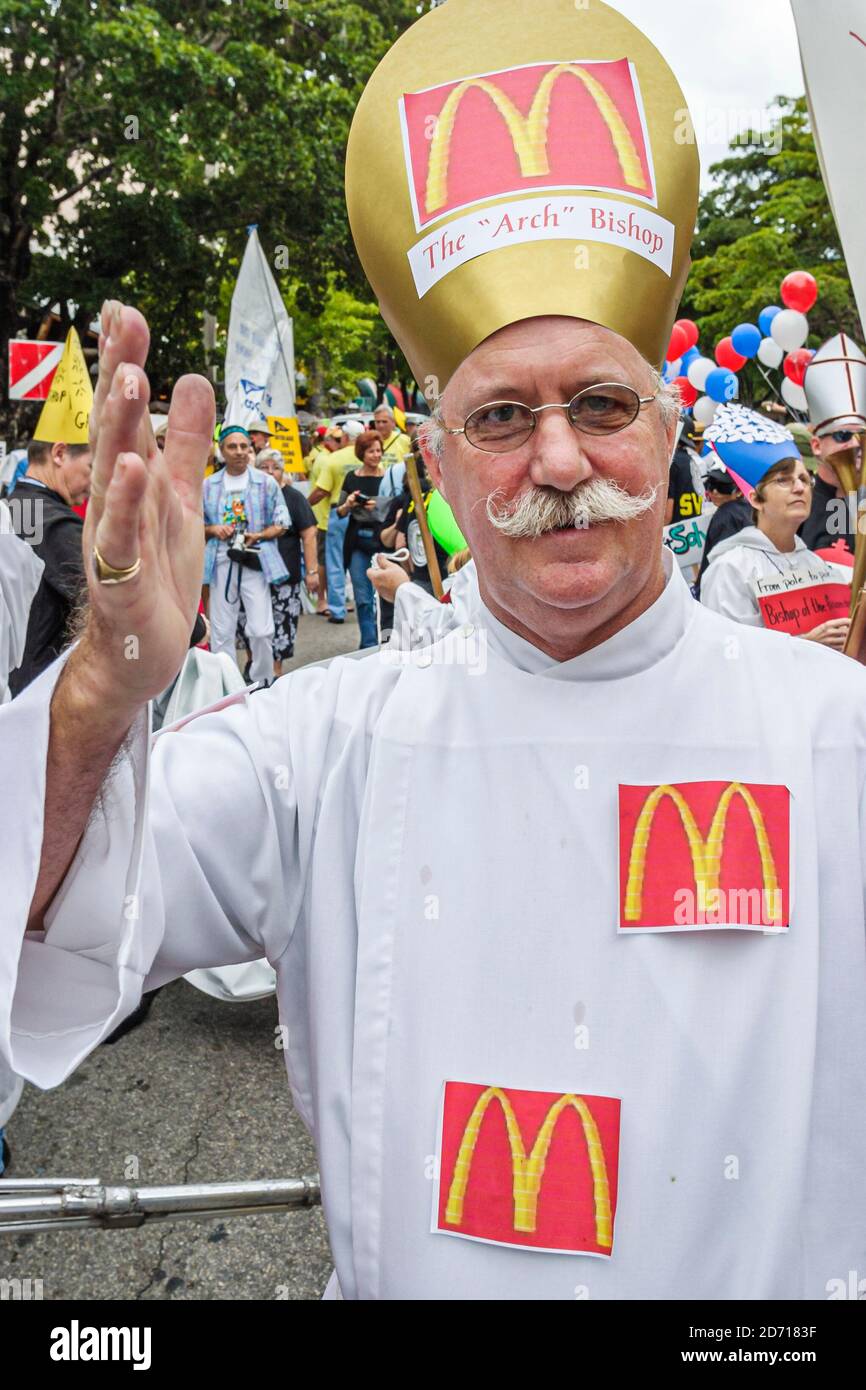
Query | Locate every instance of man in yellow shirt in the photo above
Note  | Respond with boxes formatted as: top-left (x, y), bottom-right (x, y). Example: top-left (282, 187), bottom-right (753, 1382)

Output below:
top-left (303, 425), bottom-right (333, 491)
top-left (374, 406), bottom-right (410, 467)
top-left (305, 426), bottom-right (342, 612)
top-left (308, 420), bottom-right (364, 622)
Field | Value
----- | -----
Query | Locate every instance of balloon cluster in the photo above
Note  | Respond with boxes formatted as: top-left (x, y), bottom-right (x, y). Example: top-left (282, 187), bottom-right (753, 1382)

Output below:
top-left (663, 271), bottom-right (818, 426)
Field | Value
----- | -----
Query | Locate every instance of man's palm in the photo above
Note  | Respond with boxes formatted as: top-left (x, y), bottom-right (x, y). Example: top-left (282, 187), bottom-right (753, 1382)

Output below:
top-left (83, 303), bottom-right (216, 702)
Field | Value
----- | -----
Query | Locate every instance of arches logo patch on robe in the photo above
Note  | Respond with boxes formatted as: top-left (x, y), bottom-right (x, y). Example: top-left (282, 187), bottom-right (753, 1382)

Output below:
top-left (618, 780), bottom-right (791, 932)
top-left (433, 1081), bottom-right (620, 1256)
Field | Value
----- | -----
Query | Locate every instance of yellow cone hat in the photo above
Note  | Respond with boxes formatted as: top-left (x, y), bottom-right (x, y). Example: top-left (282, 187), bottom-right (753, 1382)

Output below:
top-left (346, 0), bottom-right (699, 391)
top-left (34, 327), bottom-right (93, 444)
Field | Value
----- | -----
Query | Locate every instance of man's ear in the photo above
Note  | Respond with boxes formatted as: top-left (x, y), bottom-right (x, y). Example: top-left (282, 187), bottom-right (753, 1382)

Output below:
top-left (50, 442), bottom-right (66, 468)
top-left (417, 430), bottom-right (446, 499)
top-left (664, 410), bottom-right (680, 463)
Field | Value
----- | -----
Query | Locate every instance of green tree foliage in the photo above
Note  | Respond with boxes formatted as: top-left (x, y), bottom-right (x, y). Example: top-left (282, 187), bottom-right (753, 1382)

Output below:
top-left (682, 97), bottom-right (861, 399)
top-left (0, 0), bottom-right (425, 429)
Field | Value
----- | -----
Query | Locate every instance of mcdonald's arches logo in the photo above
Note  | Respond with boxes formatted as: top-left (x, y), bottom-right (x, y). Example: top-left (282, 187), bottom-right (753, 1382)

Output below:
top-left (618, 780), bottom-right (791, 932)
top-left (400, 58), bottom-right (656, 231)
top-left (435, 1081), bottom-right (620, 1256)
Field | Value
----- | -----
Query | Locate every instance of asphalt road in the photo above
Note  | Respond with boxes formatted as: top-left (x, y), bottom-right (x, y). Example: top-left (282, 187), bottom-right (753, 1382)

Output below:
top-left (2, 605), bottom-right (361, 1301)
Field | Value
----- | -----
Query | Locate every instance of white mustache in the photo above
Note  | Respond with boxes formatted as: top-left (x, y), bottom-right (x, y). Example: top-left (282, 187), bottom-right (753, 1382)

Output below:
top-left (485, 477), bottom-right (661, 539)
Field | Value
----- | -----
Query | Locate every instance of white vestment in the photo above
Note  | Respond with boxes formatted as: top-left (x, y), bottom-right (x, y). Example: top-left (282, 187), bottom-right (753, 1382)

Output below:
top-left (0, 503), bottom-right (44, 704)
top-left (1, 551), bottom-right (865, 1299)
top-left (387, 564), bottom-right (473, 653)
top-left (0, 509), bottom-right (43, 1128)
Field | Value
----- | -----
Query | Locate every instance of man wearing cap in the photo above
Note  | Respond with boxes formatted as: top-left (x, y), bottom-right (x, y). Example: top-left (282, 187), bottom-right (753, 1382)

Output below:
top-left (308, 420), bottom-right (365, 624)
top-left (248, 422), bottom-right (272, 457)
top-left (799, 429), bottom-right (860, 554)
top-left (7, 329), bottom-right (95, 695)
top-left (305, 422), bottom-right (335, 482)
top-left (800, 333), bottom-right (866, 554)
top-left (202, 425), bottom-right (288, 684)
top-left (7, 441), bottom-right (92, 697)
top-left (1, 0), bottom-right (864, 1302)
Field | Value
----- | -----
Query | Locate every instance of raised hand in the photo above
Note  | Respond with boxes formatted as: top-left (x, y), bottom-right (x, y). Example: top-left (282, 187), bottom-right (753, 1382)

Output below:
top-left (80, 302), bottom-right (216, 707)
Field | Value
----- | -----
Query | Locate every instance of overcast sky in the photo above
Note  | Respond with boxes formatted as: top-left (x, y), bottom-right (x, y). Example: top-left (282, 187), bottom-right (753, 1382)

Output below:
top-left (609, 0), bottom-right (805, 183)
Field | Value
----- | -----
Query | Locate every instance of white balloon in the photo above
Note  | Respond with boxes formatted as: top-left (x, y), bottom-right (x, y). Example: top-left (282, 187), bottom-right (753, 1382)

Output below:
top-left (770, 309), bottom-right (809, 351)
top-left (687, 356), bottom-right (715, 391)
top-left (757, 336), bottom-right (784, 368)
top-left (667, 357), bottom-right (682, 378)
top-left (781, 377), bottom-right (809, 412)
top-left (692, 395), bottom-right (718, 426)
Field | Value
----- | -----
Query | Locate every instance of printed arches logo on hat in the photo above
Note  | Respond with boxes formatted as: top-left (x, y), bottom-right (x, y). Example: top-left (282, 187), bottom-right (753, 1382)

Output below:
top-left (400, 58), bottom-right (657, 233)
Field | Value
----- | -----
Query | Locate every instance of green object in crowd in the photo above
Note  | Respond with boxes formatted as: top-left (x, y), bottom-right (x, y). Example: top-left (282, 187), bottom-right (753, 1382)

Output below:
top-left (427, 489), bottom-right (467, 555)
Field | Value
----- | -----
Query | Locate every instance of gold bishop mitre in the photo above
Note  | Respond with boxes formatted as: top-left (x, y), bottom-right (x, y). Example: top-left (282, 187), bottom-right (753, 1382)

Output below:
top-left (346, 0), bottom-right (699, 391)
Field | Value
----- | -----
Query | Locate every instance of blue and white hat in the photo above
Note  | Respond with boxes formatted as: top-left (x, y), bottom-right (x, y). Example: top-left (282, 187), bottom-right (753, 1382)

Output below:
top-left (701, 404), bottom-right (800, 492)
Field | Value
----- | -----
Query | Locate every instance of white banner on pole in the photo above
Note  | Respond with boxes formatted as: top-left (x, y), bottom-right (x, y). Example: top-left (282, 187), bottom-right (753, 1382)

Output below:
top-left (224, 227), bottom-right (296, 428)
top-left (790, 1), bottom-right (866, 332)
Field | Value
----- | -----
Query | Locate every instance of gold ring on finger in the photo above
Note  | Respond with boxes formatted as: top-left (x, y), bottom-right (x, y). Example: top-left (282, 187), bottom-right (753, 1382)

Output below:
top-left (92, 544), bottom-right (141, 585)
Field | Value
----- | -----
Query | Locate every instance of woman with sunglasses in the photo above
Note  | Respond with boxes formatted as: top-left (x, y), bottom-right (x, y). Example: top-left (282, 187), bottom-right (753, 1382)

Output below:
top-left (700, 456), bottom-right (851, 647)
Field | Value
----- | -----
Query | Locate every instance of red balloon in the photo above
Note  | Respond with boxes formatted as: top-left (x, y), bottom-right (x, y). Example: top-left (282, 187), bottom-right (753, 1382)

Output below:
top-left (674, 318), bottom-right (699, 351)
top-left (715, 336), bottom-right (747, 372)
top-left (783, 347), bottom-right (814, 386)
top-left (673, 375), bottom-right (699, 407)
top-left (667, 324), bottom-right (689, 361)
top-left (780, 271), bottom-right (818, 314)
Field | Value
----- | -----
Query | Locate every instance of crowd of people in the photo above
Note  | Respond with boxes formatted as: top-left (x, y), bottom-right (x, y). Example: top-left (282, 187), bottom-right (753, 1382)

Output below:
top-left (2, 369), bottom-right (864, 720)
top-left (0, 400), bottom-right (447, 714)
top-left (664, 403), bottom-right (857, 649)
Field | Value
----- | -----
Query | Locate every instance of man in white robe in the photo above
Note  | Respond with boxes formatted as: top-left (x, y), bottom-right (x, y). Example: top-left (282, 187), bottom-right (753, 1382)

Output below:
top-left (1, 0), bottom-right (864, 1298)
top-left (0, 500), bottom-right (44, 1165)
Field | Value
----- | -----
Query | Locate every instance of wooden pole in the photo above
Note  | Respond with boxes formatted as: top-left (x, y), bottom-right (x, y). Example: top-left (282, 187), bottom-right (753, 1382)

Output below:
top-left (832, 448), bottom-right (859, 497)
top-left (404, 449), bottom-right (444, 598)
top-left (844, 587), bottom-right (866, 661)
top-left (838, 436), bottom-right (866, 618)
top-left (843, 431), bottom-right (866, 644)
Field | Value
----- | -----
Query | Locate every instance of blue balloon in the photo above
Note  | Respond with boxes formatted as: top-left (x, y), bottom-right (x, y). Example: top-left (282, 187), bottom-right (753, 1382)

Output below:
top-left (758, 305), bottom-right (781, 337)
top-left (679, 346), bottom-right (700, 371)
top-left (705, 367), bottom-right (739, 403)
top-left (731, 322), bottom-right (761, 359)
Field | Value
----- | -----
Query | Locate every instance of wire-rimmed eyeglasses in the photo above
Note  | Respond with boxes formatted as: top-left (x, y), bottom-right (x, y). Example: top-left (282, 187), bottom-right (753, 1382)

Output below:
top-left (443, 383), bottom-right (659, 454)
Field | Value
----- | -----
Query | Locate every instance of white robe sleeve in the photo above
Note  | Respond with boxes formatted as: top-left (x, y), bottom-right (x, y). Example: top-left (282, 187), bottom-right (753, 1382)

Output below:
top-left (0, 652), bottom-right (331, 1089)
top-left (699, 552), bottom-right (763, 626)
top-left (0, 509), bottom-right (44, 703)
top-left (390, 581), bottom-right (462, 651)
